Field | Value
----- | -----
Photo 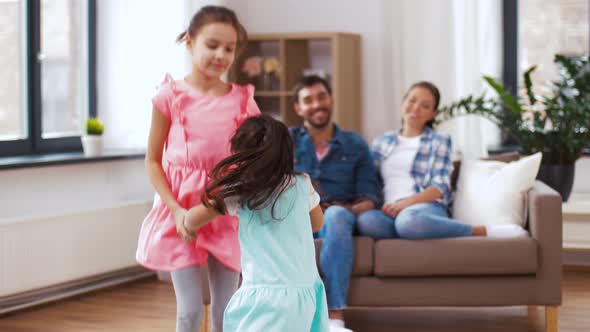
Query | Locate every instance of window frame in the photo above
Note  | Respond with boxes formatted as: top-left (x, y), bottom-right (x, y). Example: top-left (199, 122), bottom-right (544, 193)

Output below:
top-left (502, 0), bottom-right (518, 99)
top-left (0, 0), bottom-right (96, 157)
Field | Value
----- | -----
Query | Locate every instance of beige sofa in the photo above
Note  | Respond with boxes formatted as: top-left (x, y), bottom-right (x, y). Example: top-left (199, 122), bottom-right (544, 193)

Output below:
top-left (314, 180), bottom-right (562, 332)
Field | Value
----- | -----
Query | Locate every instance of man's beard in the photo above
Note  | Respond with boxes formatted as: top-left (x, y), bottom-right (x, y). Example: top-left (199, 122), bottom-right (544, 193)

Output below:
top-left (307, 109), bottom-right (331, 129)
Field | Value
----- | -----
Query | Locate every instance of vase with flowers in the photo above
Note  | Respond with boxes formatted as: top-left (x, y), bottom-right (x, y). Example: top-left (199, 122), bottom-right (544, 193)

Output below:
top-left (240, 56), bottom-right (281, 91)
top-left (261, 57), bottom-right (281, 91)
top-left (241, 56), bottom-right (262, 88)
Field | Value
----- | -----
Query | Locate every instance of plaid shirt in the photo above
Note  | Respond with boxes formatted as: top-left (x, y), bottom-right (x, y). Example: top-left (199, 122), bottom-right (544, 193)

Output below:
top-left (371, 127), bottom-right (453, 206)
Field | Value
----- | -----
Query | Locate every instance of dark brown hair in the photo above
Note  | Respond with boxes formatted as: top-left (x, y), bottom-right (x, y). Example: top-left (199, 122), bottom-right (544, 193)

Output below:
top-left (292, 75), bottom-right (332, 103)
top-left (404, 81), bottom-right (441, 128)
top-left (176, 6), bottom-right (247, 53)
top-left (202, 114), bottom-right (298, 219)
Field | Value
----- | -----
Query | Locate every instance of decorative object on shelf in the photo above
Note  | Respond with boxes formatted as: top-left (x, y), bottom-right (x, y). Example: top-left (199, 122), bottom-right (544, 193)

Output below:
top-left (81, 117), bottom-right (105, 157)
top-left (240, 56), bottom-right (281, 90)
top-left (261, 57), bottom-right (281, 90)
top-left (438, 54), bottom-right (590, 201)
top-left (241, 56), bottom-right (262, 88)
top-left (242, 56), bottom-right (262, 78)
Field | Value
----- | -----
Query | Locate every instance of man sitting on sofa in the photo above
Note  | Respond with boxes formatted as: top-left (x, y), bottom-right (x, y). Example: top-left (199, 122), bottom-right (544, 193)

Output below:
top-left (289, 75), bottom-right (378, 332)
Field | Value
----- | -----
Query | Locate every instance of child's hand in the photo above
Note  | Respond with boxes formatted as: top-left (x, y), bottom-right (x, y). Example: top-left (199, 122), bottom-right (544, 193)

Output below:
top-left (174, 208), bottom-right (195, 242)
top-left (177, 204), bottom-right (218, 242)
top-left (177, 220), bottom-right (195, 242)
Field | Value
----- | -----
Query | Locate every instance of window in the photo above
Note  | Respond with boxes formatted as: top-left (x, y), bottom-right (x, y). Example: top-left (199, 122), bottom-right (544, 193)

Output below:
top-left (518, 0), bottom-right (589, 97)
top-left (0, 0), bottom-right (26, 143)
top-left (0, 0), bottom-right (95, 157)
top-left (502, 0), bottom-right (589, 146)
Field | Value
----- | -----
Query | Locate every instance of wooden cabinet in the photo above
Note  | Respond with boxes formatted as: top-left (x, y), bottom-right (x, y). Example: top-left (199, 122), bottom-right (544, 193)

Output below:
top-left (228, 33), bottom-right (362, 132)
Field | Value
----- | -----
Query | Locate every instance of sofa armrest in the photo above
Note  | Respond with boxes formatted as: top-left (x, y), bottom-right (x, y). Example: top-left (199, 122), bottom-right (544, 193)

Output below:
top-left (528, 180), bottom-right (562, 248)
top-left (527, 180), bottom-right (562, 304)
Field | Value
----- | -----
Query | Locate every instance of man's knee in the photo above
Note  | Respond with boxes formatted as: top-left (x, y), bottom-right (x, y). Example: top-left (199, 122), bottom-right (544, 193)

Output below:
top-left (324, 205), bottom-right (356, 224)
top-left (324, 205), bottom-right (356, 229)
top-left (357, 210), bottom-right (380, 233)
top-left (357, 209), bottom-right (382, 223)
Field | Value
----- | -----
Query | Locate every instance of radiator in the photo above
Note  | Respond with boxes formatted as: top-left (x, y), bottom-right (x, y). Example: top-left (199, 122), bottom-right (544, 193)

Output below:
top-left (0, 201), bottom-right (154, 313)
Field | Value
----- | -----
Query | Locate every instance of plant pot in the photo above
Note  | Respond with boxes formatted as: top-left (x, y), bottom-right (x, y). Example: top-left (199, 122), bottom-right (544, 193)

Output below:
top-left (81, 135), bottom-right (104, 157)
top-left (536, 163), bottom-right (575, 202)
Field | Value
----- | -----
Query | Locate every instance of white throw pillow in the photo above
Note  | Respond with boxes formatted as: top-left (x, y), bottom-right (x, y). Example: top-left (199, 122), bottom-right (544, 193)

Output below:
top-left (452, 152), bottom-right (542, 227)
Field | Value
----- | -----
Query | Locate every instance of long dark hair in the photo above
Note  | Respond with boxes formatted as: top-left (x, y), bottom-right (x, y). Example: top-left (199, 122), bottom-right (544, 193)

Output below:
top-left (176, 5), bottom-right (247, 54)
top-left (202, 114), bottom-right (297, 219)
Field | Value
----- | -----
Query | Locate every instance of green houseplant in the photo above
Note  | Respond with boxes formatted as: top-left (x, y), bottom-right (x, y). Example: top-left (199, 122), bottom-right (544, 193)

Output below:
top-left (438, 54), bottom-right (590, 201)
top-left (81, 117), bottom-right (105, 157)
top-left (86, 117), bottom-right (104, 135)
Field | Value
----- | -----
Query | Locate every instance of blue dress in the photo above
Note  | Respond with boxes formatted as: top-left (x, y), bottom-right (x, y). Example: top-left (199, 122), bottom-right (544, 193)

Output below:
top-left (223, 174), bottom-right (329, 331)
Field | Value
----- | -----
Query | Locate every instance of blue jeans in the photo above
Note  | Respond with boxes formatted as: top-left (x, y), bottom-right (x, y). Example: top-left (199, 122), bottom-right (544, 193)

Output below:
top-left (357, 202), bottom-right (472, 240)
top-left (318, 203), bottom-right (473, 310)
top-left (316, 206), bottom-right (357, 310)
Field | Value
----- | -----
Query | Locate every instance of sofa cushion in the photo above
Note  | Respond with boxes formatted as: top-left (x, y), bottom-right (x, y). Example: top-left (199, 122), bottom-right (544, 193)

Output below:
top-left (451, 151), bottom-right (521, 191)
top-left (374, 237), bottom-right (537, 277)
top-left (315, 237), bottom-right (374, 276)
top-left (453, 153), bottom-right (542, 227)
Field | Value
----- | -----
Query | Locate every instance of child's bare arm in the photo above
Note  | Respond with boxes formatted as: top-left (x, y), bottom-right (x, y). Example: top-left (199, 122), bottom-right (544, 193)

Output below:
top-left (146, 107), bottom-right (180, 213)
top-left (310, 205), bottom-right (324, 233)
top-left (186, 204), bottom-right (220, 231)
top-left (176, 204), bottom-right (219, 242)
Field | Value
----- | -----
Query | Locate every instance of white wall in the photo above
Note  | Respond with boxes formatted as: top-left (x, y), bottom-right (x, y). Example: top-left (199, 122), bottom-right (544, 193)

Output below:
top-left (0, 160), bottom-right (153, 224)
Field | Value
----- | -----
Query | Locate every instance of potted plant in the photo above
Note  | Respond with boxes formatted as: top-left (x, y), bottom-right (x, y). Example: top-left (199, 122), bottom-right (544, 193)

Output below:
top-left (81, 117), bottom-right (105, 157)
top-left (438, 54), bottom-right (590, 201)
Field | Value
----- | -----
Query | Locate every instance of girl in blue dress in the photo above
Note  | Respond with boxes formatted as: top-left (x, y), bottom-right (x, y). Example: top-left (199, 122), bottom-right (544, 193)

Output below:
top-left (176, 114), bottom-right (330, 332)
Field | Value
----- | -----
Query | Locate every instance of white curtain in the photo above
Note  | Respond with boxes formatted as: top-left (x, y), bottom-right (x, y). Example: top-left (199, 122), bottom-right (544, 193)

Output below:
top-left (387, 0), bottom-right (502, 160)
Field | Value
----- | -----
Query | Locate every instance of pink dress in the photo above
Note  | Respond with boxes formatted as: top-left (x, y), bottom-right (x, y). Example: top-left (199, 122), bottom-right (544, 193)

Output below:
top-left (136, 74), bottom-right (260, 272)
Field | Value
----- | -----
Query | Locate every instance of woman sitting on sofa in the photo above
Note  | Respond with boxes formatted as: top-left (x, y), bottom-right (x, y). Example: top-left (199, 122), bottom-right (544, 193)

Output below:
top-left (358, 81), bottom-right (525, 239)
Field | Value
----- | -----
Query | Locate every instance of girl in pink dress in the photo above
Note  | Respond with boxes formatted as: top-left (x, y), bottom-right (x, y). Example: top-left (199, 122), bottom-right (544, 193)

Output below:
top-left (136, 6), bottom-right (259, 332)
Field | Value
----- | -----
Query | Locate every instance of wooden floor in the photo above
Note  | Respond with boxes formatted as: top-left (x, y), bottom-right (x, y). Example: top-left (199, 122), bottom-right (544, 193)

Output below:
top-left (1, 270), bottom-right (589, 332)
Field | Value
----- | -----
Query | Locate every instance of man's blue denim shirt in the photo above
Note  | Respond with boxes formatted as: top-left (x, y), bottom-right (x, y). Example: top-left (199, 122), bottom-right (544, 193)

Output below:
top-left (290, 125), bottom-right (379, 204)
